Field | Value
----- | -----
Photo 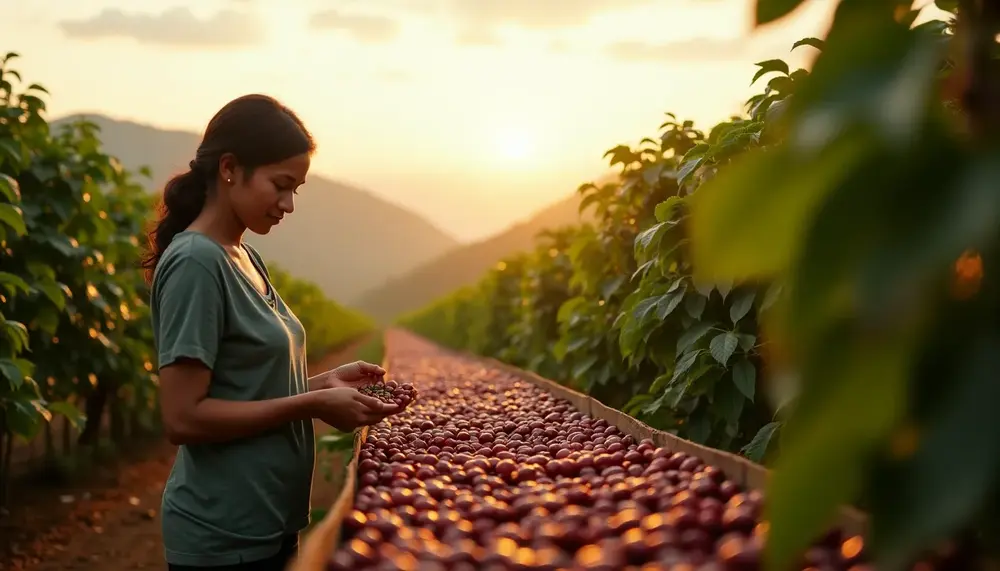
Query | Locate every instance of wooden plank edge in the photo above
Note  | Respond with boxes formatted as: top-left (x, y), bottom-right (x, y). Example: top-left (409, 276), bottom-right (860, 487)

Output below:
top-left (286, 334), bottom-right (391, 571)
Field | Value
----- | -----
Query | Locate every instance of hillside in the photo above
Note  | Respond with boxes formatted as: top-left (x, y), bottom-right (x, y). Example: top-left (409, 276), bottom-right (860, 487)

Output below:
top-left (354, 192), bottom-right (592, 322)
top-left (52, 114), bottom-right (459, 302)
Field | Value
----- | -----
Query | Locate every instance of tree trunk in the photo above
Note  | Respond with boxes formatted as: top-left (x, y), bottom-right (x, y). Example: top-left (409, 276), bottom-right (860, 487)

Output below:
top-left (78, 382), bottom-right (109, 446)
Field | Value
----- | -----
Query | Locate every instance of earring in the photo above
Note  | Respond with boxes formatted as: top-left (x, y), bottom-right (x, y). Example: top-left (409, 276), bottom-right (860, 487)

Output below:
top-left (226, 178), bottom-right (232, 184)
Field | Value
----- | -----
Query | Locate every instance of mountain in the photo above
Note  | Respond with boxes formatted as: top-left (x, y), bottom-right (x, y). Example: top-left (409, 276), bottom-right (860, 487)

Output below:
top-left (52, 114), bottom-right (459, 303)
top-left (354, 192), bottom-right (592, 323)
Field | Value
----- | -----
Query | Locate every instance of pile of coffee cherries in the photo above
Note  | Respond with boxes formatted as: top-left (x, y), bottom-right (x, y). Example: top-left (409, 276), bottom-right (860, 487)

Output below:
top-left (327, 337), bottom-right (968, 571)
top-left (359, 379), bottom-right (417, 409)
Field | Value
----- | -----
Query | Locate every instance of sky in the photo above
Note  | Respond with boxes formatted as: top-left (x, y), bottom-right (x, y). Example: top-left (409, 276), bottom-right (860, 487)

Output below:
top-left (2, 0), bottom-right (949, 242)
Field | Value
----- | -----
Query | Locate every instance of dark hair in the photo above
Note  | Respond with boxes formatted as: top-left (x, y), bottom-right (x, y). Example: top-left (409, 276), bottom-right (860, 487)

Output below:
top-left (141, 94), bottom-right (316, 282)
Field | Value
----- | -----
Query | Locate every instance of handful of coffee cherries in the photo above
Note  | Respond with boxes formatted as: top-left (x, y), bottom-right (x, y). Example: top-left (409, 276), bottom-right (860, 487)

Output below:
top-left (359, 379), bottom-right (417, 411)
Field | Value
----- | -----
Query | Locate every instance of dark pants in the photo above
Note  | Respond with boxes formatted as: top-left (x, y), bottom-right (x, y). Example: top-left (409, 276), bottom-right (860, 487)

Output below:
top-left (167, 534), bottom-right (299, 571)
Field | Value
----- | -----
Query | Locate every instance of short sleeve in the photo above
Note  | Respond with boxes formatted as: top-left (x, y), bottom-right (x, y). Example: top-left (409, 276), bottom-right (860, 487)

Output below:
top-left (153, 258), bottom-right (225, 370)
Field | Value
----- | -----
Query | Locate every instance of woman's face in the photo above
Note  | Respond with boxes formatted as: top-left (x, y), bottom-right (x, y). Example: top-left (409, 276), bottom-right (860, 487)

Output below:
top-left (223, 152), bottom-right (311, 235)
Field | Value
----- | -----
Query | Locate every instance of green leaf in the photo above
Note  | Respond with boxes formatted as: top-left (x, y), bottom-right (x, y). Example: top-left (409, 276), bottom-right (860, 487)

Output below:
top-left (0, 357), bottom-right (24, 388)
top-left (869, 335), bottom-right (1000, 569)
top-left (716, 279), bottom-right (733, 300)
top-left (0, 139), bottom-right (21, 168)
top-left (791, 37), bottom-right (825, 52)
top-left (789, 9), bottom-right (940, 149)
top-left (760, 282), bottom-right (783, 311)
top-left (47, 401), bottom-right (86, 429)
top-left (709, 332), bottom-right (738, 366)
top-left (732, 358), bottom-right (756, 401)
top-left (32, 305), bottom-right (60, 335)
top-left (654, 288), bottom-right (685, 320)
top-left (751, 58), bottom-right (790, 85)
top-left (676, 156), bottom-right (704, 185)
top-left (741, 421), bottom-right (781, 463)
top-left (755, 0), bottom-right (808, 26)
top-left (692, 277), bottom-right (714, 298)
top-left (677, 321), bottom-right (715, 354)
top-left (690, 139), bottom-right (868, 284)
top-left (714, 375), bottom-right (745, 426)
top-left (0, 271), bottom-right (30, 296)
top-left (631, 296), bottom-right (659, 323)
top-left (728, 290), bottom-right (756, 324)
top-left (2, 319), bottom-right (29, 353)
top-left (0, 202), bottom-right (26, 236)
top-left (687, 411), bottom-right (712, 443)
top-left (624, 394), bottom-right (654, 415)
top-left (601, 275), bottom-right (625, 300)
top-left (933, 0), bottom-right (957, 13)
top-left (6, 399), bottom-right (47, 439)
top-left (671, 350), bottom-right (701, 384)
top-left (0, 173), bottom-right (20, 201)
top-left (32, 276), bottom-right (66, 310)
top-left (654, 196), bottom-right (683, 223)
top-left (631, 260), bottom-right (654, 282)
top-left (764, 330), bottom-right (916, 571)
top-left (737, 333), bottom-right (757, 352)
top-left (634, 221), bottom-right (669, 253)
top-left (859, 150), bottom-right (1000, 319)
top-left (647, 372), bottom-right (673, 396)
top-left (572, 354), bottom-right (599, 379)
top-left (684, 294), bottom-right (706, 320)
top-left (317, 430), bottom-right (356, 453)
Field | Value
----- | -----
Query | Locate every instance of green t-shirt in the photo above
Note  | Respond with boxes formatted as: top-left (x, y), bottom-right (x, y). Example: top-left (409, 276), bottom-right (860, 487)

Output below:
top-left (150, 230), bottom-right (314, 567)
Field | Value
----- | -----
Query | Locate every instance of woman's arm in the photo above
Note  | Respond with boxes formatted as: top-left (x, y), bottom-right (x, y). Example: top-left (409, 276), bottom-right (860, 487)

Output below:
top-left (160, 358), bottom-right (396, 445)
top-left (308, 371), bottom-right (334, 392)
top-left (160, 358), bottom-right (319, 445)
top-left (307, 361), bottom-right (386, 392)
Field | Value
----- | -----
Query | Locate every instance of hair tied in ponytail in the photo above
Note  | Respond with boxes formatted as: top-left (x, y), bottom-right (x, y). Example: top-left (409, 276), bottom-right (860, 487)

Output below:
top-left (187, 159), bottom-right (207, 181)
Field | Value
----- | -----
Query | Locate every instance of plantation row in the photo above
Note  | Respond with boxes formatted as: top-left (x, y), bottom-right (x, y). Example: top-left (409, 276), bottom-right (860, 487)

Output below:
top-left (320, 332), bottom-right (973, 571)
top-left (401, 1), bottom-right (1000, 569)
top-left (0, 51), bottom-right (371, 504)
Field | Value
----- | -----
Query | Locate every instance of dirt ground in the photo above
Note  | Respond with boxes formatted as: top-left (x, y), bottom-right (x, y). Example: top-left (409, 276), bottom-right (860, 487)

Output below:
top-left (0, 337), bottom-right (370, 571)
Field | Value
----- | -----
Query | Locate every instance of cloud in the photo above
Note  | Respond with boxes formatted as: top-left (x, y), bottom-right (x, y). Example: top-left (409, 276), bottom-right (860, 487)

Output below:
top-left (58, 7), bottom-right (263, 48)
top-left (308, 10), bottom-right (399, 44)
top-left (392, 0), bottom-right (653, 45)
top-left (606, 39), bottom-right (746, 62)
top-left (605, 33), bottom-right (804, 64)
top-left (446, 0), bottom-right (653, 29)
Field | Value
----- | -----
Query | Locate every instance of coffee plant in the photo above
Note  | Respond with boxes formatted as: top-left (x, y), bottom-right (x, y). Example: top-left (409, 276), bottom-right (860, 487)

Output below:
top-left (401, 0), bottom-right (1000, 568)
top-left (399, 43), bottom-right (808, 459)
top-left (0, 52), bottom-right (373, 508)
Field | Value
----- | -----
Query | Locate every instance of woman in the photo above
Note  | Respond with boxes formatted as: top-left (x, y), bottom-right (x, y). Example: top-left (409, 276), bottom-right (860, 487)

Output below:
top-left (143, 94), bottom-right (398, 571)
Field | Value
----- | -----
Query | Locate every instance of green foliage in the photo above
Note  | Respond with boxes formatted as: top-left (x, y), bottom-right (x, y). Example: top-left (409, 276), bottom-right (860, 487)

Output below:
top-left (400, 2), bottom-right (1000, 567)
top-left (398, 58), bottom-right (809, 456)
top-left (691, 1), bottom-right (1000, 569)
top-left (267, 264), bottom-right (373, 358)
top-left (0, 51), bottom-right (158, 460)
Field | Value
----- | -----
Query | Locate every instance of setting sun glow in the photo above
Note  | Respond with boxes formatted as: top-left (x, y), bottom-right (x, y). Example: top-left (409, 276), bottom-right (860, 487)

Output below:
top-left (493, 128), bottom-right (537, 162)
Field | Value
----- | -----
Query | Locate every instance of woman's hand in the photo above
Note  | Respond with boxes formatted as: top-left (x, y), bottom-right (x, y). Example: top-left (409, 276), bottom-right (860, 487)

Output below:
top-left (309, 387), bottom-right (400, 431)
top-left (310, 360), bottom-right (385, 392)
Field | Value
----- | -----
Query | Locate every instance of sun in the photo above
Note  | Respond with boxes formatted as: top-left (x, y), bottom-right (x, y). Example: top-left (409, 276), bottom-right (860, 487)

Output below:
top-left (493, 128), bottom-right (537, 162)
